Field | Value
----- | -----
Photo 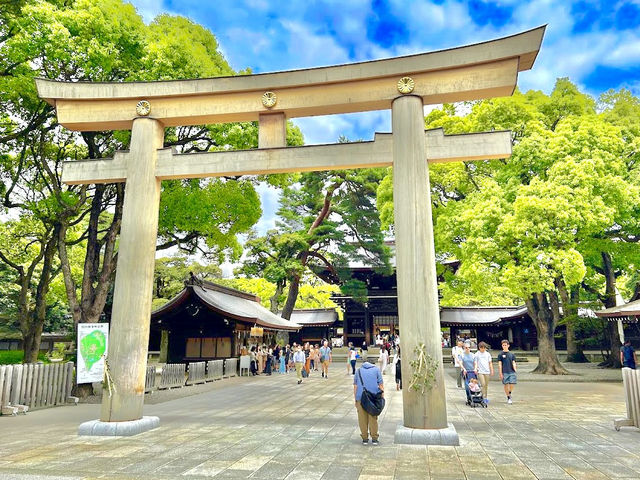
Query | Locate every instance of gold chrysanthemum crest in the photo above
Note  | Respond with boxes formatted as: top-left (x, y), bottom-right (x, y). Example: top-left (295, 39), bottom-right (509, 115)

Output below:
top-left (397, 77), bottom-right (415, 94)
top-left (261, 91), bottom-right (277, 108)
top-left (136, 100), bottom-right (151, 116)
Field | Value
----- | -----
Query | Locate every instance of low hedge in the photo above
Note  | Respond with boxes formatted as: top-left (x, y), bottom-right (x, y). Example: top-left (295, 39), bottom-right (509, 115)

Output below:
top-left (0, 351), bottom-right (48, 365)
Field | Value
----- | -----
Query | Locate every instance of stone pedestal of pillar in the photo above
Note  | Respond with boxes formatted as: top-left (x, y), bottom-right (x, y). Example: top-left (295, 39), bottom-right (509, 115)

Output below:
top-left (395, 424), bottom-right (459, 446)
top-left (79, 417), bottom-right (160, 437)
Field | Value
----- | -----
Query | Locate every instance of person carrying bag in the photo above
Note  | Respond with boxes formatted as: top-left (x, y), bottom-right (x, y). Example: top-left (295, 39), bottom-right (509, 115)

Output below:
top-left (353, 361), bottom-right (384, 445)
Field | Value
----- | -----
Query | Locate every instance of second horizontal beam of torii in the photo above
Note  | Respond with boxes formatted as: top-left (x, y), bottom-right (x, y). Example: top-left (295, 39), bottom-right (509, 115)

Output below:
top-left (61, 128), bottom-right (511, 184)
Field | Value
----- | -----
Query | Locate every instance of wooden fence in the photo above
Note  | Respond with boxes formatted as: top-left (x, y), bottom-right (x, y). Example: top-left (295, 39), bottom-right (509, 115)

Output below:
top-left (158, 363), bottom-right (186, 389)
top-left (206, 360), bottom-right (224, 381)
top-left (144, 365), bottom-right (156, 393)
top-left (224, 358), bottom-right (238, 377)
top-left (186, 362), bottom-right (206, 385)
top-left (2, 358), bottom-right (275, 414)
top-left (0, 362), bottom-right (78, 416)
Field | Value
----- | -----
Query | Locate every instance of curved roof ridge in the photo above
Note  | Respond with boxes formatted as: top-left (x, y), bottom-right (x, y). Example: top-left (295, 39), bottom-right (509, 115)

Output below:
top-left (151, 281), bottom-right (300, 331)
top-left (441, 305), bottom-right (526, 310)
top-left (36, 26), bottom-right (545, 104)
top-left (192, 285), bottom-right (300, 331)
top-left (291, 307), bottom-right (338, 312)
top-left (195, 279), bottom-right (261, 303)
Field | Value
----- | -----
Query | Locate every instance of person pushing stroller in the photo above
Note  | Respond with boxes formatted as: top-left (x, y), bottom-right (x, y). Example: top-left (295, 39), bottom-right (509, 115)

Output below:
top-left (459, 343), bottom-right (477, 406)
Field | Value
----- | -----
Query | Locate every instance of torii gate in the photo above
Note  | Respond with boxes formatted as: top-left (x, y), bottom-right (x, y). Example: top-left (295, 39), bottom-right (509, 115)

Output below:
top-left (36, 26), bottom-right (544, 443)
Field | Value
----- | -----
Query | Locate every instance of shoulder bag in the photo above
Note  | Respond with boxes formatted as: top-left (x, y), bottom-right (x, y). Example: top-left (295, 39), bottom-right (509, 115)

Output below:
top-left (357, 369), bottom-right (385, 416)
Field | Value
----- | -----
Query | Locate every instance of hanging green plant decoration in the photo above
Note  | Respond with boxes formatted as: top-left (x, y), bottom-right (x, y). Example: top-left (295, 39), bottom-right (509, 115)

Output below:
top-left (408, 343), bottom-right (439, 394)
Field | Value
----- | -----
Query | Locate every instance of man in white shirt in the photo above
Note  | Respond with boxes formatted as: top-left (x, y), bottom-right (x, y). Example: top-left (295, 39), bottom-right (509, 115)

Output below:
top-left (451, 339), bottom-right (464, 388)
top-left (475, 342), bottom-right (494, 402)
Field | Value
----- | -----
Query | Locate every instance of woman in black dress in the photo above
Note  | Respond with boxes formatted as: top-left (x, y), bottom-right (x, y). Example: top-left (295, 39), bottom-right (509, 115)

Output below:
top-left (265, 348), bottom-right (273, 375)
top-left (394, 346), bottom-right (402, 390)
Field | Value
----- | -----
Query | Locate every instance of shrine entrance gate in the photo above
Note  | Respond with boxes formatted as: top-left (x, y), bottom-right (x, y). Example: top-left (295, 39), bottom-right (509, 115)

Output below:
top-left (36, 26), bottom-right (545, 443)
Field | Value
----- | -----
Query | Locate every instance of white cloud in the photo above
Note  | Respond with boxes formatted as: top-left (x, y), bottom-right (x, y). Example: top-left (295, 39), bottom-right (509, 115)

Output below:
top-left (292, 111), bottom-right (391, 145)
top-left (225, 27), bottom-right (274, 58)
top-left (293, 115), bottom-right (354, 145)
top-left (254, 182), bottom-right (280, 234)
top-left (606, 37), bottom-right (640, 67)
top-left (279, 20), bottom-right (351, 68)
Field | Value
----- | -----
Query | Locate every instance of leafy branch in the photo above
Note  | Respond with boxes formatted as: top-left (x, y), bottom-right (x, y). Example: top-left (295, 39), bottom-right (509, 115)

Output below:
top-left (408, 343), bottom-right (438, 394)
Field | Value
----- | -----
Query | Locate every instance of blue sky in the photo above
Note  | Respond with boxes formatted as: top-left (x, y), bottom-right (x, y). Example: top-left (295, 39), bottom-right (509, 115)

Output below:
top-left (129, 0), bottom-right (640, 236)
top-left (130, 0), bottom-right (640, 144)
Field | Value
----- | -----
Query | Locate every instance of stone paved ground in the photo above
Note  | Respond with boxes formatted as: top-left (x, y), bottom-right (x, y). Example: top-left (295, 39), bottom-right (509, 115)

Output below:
top-left (0, 363), bottom-right (638, 480)
top-left (505, 362), bottom-right (624, 383)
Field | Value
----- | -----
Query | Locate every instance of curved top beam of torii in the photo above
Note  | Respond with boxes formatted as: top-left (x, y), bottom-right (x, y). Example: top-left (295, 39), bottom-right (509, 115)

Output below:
top-left (35, 26), bottom-right (545, 131)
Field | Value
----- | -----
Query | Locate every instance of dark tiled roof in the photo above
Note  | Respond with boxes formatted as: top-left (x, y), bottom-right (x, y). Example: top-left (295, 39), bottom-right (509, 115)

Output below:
top-left (289, 309), bottom-right (338, 327)
top-left (440, 306), bottom-right (528, 326)
top-left (152, 280), bottom-right (300, 331)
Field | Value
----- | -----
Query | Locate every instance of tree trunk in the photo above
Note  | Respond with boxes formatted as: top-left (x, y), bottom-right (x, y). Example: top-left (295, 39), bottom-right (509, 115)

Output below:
top-left (281, 274), bottom-right (300, 320)
top-left (6, 223), bottom-right (60, 365)
top-left (601, 322), bottom-right (622, 368)
top-left (270, 280), bottom-right (285, 314)
top-left (57, 222), bottom-right (82, 325)
top-left (23, 327), bottom-right (42, 363)
top-left (159, 330), bottom-right (169, 363)
top-left (565, 320), bottom-right (587, 362)
top-left (557, 281), bottom-right (587, 363)
top-left (533, 321), bottom-right (567, 374)
top-left (26, 225), bottom-right (61, 363)
top-left (599, 251), bottom-right (622, 368)
top-left (527, 293), bottom-right (569, 374)
top-left (59, 183), bottom-right (123, 327)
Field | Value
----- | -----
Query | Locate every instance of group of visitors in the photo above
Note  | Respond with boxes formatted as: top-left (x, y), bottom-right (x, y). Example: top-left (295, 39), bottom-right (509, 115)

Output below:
top-left (452, 338), bottom-right (517, 405)
top-left (245, 340), bottom-right (333, 382)
top-left (245, 344), bottom-right (281, 375)
top-left (344, 340), bottom-right (401, 391)
top-left (375, 331), bottom-right (399, 353)
top-left (245, 334), bottom-right (637, 448)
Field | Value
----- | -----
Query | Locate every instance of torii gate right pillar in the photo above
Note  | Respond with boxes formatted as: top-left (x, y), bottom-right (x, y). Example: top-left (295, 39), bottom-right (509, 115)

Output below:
top-left (393, 95), bottom-right (455, 443)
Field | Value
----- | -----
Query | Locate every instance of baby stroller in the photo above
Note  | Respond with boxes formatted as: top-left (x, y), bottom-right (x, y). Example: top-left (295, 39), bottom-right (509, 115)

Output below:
top-left (469, 388), bottom-right (486, 408)
top-left (464, 373), bottom-right (487, 408)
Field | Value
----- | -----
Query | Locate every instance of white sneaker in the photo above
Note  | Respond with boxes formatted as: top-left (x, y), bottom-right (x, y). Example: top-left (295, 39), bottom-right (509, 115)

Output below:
top-left (507, 398), bottom-right (512, 404)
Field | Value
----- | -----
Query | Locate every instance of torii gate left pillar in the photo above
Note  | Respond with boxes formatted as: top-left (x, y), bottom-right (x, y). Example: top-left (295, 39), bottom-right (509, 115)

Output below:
top-left (100, 118), bottom-right (163, 425)
top-left (36, 26), bottom-right (544, 439)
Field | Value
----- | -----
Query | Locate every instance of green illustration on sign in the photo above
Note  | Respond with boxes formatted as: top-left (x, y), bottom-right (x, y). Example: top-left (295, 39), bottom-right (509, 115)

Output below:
top-left (80, 330), bottom-right (106, 371)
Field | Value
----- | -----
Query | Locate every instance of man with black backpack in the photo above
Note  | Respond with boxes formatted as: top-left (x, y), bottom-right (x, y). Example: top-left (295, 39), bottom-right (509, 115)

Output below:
top-left (353, 361), bottom-right (384, 445)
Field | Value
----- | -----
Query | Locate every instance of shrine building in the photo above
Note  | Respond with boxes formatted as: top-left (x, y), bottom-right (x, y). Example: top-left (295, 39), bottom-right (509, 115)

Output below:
top-left (149, 280), bottom-right (299, 362)
top-left (149, 280), bottom-right (341, 362)
top-left (333, 265), bottom-right (537, 350)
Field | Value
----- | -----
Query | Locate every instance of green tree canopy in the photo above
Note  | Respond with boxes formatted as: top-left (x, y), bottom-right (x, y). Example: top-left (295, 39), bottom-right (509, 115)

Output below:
top-left (378, 79), bottom-right (640, 372)
top-left (0, 0), bottom-right (302, 362)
